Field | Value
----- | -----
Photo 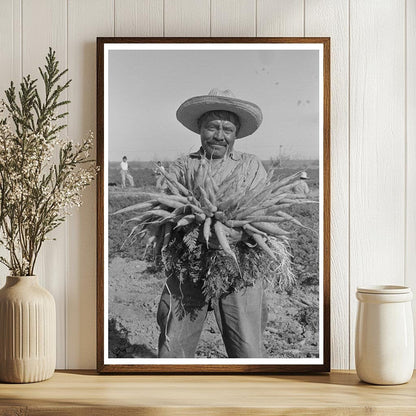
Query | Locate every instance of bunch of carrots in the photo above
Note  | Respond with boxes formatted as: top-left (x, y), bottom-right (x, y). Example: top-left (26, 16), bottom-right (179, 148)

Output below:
top-left (112, 159), bottom-right (317, 270)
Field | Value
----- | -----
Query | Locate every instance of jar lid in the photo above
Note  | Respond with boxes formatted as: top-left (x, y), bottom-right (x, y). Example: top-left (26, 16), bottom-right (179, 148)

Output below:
top-left (357, 285), bottom-right (411, 294)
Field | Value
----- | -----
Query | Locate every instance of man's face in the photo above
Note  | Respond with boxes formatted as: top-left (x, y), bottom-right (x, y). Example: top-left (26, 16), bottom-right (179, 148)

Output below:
top-left (200, 117), bottom-right (237, 159)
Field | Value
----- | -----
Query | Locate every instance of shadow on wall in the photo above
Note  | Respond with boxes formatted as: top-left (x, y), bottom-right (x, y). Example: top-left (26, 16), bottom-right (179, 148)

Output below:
top-left (108, 318), bottom-right (157, 358)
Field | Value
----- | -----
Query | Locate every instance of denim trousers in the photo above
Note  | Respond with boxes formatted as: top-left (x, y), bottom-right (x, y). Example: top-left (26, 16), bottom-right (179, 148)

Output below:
top-left (157, 274), bottom-right (268, 358)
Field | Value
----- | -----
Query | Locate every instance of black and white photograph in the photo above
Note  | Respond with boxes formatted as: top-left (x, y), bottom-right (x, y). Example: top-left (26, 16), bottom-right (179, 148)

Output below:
top-left (97, 39), bottom-right (330, 373)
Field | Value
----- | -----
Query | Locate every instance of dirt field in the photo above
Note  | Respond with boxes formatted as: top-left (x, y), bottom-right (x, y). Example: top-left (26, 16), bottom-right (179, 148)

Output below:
top-left (108, 165), bottom-right (320, 359)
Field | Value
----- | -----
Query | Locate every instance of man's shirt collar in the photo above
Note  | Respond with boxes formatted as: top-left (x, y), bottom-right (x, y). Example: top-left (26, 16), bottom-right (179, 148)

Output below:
top-left (189, 147), bottom-right (242, 161)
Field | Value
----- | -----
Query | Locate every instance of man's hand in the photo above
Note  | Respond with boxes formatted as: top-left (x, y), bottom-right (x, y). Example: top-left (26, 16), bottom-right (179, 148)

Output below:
top-left (223, 224), bottom-right (244, 244)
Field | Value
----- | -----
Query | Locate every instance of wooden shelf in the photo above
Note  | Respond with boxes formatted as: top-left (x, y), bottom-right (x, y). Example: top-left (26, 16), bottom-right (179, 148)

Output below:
top-left (0, 370), bottom-right (415, 415)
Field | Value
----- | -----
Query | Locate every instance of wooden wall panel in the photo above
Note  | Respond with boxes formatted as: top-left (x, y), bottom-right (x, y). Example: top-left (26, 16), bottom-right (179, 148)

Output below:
top-left (115, 0), bottom-right (163, 37)
top-left (257, 0), bottom-right (304, 36)
top-left (305, 0), bottom-right (350, 369)
top-left (67, 0), bottom-right (114, 369)
top-left (406, 0), bottom-right (416, 364)
top-left (0, 0), bottom-right (21, 98)
top-left (22, 0), bottom-right (68, 369)
top-left (165, 0), bottom-right (210, 36)
top-left (0, 0), bottom-right (21, 287)
top-left (349, 0), bottom-right (406, 368)
top-left (0, 0), bottom-right (13, 101)
top-left (211, 0), bottom-right (256, 37)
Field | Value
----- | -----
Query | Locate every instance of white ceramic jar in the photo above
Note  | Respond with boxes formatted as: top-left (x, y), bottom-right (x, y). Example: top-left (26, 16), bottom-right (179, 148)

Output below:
top-left (355, 285), bottom-right (414, 385)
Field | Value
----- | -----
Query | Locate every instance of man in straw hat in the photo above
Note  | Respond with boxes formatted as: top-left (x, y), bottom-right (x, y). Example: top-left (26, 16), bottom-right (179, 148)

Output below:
top-left (157, 89), bottom-right (269, 358)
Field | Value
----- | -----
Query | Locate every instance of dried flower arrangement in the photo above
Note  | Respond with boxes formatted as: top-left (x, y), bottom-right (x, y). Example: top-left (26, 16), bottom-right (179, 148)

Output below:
top-left (0, 48), bottom-right (97, 276)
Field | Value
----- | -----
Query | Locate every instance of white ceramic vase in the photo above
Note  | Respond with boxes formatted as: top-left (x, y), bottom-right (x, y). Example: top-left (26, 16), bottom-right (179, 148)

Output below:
top-left (0, 276), bottom-right (56, 383)
top-left (355, 285), bottom-right (414, 385)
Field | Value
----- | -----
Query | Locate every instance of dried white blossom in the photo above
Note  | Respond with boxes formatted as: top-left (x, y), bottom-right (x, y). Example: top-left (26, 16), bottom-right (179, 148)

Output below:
top-left (0, 117), bottom-right (97, 276)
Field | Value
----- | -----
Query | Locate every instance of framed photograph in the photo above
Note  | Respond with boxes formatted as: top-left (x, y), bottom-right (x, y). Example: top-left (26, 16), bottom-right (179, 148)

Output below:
top-left (97, 37), bottom-right (330, 373)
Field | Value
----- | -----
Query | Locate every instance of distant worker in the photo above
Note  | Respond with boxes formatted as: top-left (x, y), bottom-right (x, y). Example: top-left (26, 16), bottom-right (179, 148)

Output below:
top-left (120, 156), bottom-right (135, 188)
top-left (155, 161), bottom-right (167, 191)
top-left (291, 171), bottom-right (310, 196)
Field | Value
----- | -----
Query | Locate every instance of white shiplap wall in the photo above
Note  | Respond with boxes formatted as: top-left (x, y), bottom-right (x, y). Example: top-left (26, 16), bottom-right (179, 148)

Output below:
top-left (0, 0), bottom-right (414, 370)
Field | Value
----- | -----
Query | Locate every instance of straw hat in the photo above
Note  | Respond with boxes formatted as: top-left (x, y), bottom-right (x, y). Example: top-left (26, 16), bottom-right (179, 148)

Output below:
top-left (176, 88), bottom-right (263, 139)
top-left (300, 171), bottom-right (309, 179)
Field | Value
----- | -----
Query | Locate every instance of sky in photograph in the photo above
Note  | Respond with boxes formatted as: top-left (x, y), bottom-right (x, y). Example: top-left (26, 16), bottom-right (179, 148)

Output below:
top-left (108, 48), bottom-right (319, 162)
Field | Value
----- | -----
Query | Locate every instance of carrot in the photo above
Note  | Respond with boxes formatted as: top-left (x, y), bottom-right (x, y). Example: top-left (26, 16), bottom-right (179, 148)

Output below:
top-left (207, 169), bottom-right (219, 194)
top-left (156, 197), bottom-right (185, 210)
top-left (266, 193), bottom-right (290, 205)
top-left (276, 211), bottom-right (304, 227)
top-left (249, 233), bottom-right (277, 261)
top-left (175, 214), bottom-right (196, 228)
top-left (300, 200), bottom-right (319, 204)
top-left (186, 195), bottom-right (200, 207)
top-left (156, 167), bottom-right (191, 197)
top-left (147, 209), bottom-right (173, 219)
top-left (280, 193), bottom-right (310, 200)
top-left (205, 177), bottom-right (217, 206)
top-left (201, 160), bottom-right (208, 187)
top-left (193, 160), bottom-right (206, 191)
top-left (132, 192), bottom-right (189, 205)
top-left (124, 215), bottom-right (147, 224)
top-left (163, 194), bottom-right (190, 204)
top-left (279, 198), bottom-right (300, 204)
top-left (273, 180), bottom-right (302, 194)
top-left (124, 211), bottom-right (159, 223)
top-left (276, 211), bottom-right (319, 235)
top-left (202, 209), bottom-right (214, 218)
top-left (185, 167), bottom-right (193, 191)
top-left (272, 172), bottom-right (303, 190)
top-left (165, 181), bottom-right (181, 196)
top-left (246, 215), bottom-right (285, 223)
top-left (166, 174), bottom-right (191, 197)
top-left (266, 203), bottom-right (292, 213)
top-left (238, 194), bottom-right (289, 217)
top-left (213, 221), bottom-right (241, 274)
top-left (194, 212), bottom-right (206, 224)
top-left (249, 221), bottom-right (292, 236)
top-left (203, 217), bottom-right (212, 247)
top-left (279, 198), bottom-right (318, 205)
top-left (265, 167), bottom-right (276, 183)
top-left (225, 219), bottom-right (250, 228)
top-left (243, 223), bottom-right (268, 237)
top-left (111, 200), bottom-right (156, 215)
top-left (236, 198), bottom-right (284, 219)
top-left (199, 186), bottom-right (217, 213)
top-left (187, 204), bottom-right (205, 215)
top-left (172, 205), bottom-right (188, 216)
